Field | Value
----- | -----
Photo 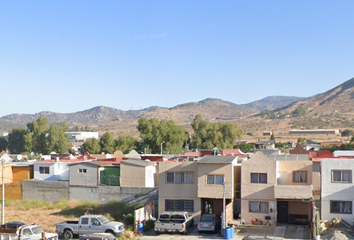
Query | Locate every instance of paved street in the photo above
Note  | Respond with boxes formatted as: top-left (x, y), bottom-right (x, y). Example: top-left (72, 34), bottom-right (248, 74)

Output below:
top-left (139, 224), bottom-right (312, 240)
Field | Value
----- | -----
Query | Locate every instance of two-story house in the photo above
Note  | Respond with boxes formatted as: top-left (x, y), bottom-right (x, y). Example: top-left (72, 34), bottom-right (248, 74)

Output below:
top-left (157, 155), bottom-right (239, 222)
top-left (321, 158), bottom-right (354, 225)
top-left (241, 152), bottom-right (313, 225)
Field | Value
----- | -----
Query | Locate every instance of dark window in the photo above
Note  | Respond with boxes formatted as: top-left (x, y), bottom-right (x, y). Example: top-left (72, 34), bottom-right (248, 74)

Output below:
top-left (330, 201), bottom-right (352, 214)
top-left (332, 170), bottom-right (351, 183)
top-left (293, 171), bottom-right (307, 183)
top-left (206, 175), bottom-right (224, 185)
top-left (81, 218), bottom-right (89, 224)
top-left (249, 201), bottom-right (268, 213)
top-left (165, 199), bottom-right (194, 212)
top-left (39, 167), bottom-right (49, 174)
top-left (79, 169), bottom-right (87, 173)
top-left (251, 173), bottom-right (267, 183)
top-left (166, 172), bottom-right (194, 183)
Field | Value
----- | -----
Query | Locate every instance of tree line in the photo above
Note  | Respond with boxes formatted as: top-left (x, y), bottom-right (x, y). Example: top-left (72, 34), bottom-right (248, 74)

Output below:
top-left (0, 114), bottom-right (244, 155)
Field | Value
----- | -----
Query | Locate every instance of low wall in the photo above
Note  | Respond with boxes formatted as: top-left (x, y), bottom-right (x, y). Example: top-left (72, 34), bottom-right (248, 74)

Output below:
top-left (22, 180), bottom-right (157, 204)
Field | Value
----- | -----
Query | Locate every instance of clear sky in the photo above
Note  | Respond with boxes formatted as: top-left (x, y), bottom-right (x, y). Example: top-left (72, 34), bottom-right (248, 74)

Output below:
top-left (1, 1), bottom-right (354, 117)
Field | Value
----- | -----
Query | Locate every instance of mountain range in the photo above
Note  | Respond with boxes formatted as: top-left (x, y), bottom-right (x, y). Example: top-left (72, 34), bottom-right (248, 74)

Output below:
top-left (1, 77), bottom-right (354, 139)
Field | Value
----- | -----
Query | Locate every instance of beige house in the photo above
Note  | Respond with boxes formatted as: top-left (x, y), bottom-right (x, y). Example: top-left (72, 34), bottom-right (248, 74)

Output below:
top-left (241, 152), bottom-right (313, 225)
top-left (120, 159), bottom-right (157, 188)
top-left (157, 156), bottom-right (239, 222)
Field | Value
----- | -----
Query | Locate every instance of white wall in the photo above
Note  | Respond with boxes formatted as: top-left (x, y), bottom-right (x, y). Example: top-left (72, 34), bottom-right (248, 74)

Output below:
top-left (321, 158), bottom-right (354, 225)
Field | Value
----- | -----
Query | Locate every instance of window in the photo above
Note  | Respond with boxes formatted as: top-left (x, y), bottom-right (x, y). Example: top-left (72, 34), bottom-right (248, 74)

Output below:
top-left (330, 201), bottom-right (352, 214)
top-left (166, 172), bottom-right (194, 183)
top-left (251, 173), bottom-right (267, 184)
top-left (206, 175), bottom-right (224, 185)
top-left (332, 170), bottom-right (352, 183)
top-left (249, 201), bottom-right (268, 213)
top-left (165, 199), bottom-right (194, 212)
top-left (81, 218), bottom-right (89, 224)
top-left (39, 166), bottom-right (49, 174)
top-left (293, 171), bottom-right (307, 183)
top-left (79, 168), bottom-right (87, 173)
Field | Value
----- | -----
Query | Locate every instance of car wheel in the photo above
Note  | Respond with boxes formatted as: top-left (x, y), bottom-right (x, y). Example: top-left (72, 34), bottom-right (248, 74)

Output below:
top-left (63, 230), bottom-right (74, 240)
top-left (105, 230), bottom-right (115, 236)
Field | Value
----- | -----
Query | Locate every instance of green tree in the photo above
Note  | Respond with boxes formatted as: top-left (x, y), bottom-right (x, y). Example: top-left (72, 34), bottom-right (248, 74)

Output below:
top-left (0, 136), bottom-right (8, 151)
top-left (82, 138), bottom-right (101, 154)
top-left (191, 114), bottom-right (210, 149)
top-left (46, 123), bottom-right (70, 154)
top-left (158, 119), bottom-right (189, 154)
top-left (191, 115), bottom-right (243, 149)
top-left (8, 128), bottom-right (28, 153)
top-left (341, 129), bottom-right (354, 138)
top-left (234, 143), bottom-right (254, 153)
top-left (115, 135), bottom-right (139, 154)
top-left (27, 116), bottom-right (49, 153)
top-left (293, 106), bottom-right (307, 117)
top-left (100, 132), bottom-right (116, 154)
top-left (137, 117), bottom-right (161, 153)
top-left (137, 117), bottom-right (188, 154)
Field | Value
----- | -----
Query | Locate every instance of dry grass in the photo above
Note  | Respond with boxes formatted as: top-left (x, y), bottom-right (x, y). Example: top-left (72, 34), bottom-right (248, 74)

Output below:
top-left (4, 205), bottom-right (76, 233)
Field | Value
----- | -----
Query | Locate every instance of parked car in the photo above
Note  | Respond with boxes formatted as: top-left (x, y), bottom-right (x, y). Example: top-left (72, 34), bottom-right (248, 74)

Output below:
top-left (0, 224), bottom-right (58, 240)
top-left (154, 211), bottom-right (194, 235)
top-left (197, 214), bottom-right (221, 233)
top-left (55, 215), bottom-right (125, 239)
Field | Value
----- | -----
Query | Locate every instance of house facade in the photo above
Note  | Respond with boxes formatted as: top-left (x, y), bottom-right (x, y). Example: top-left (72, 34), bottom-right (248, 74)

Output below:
top-left (120, 159), bottom-right (157, 188)
top-left (321, 158), bottom-right (354, 225)
top-left (241, 152), bottom-right (313, 225)
top-left (157, 155), bottom-right (238, 223)
top-left (157, 161), bottom-right (200, 220)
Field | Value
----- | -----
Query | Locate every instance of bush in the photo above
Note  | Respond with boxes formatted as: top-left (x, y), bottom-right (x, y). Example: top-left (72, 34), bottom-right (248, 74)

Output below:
top-left (124, 213), bottom-right (135, 228)
top-left (143, 220), bottom-right (155, 232)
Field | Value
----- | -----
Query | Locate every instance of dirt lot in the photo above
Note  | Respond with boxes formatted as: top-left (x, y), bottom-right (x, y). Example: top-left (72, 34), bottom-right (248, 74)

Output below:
top-left (3, 205), bottom-right (77, 233)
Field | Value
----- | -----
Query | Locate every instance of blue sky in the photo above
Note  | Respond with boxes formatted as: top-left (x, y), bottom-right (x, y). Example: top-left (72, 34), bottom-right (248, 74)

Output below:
top-left (1, 1), bottom-right (354, 117)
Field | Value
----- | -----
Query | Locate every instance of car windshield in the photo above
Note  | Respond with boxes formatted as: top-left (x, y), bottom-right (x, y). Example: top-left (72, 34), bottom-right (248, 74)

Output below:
top-left (32, 226), bottom-right (44, 235)
top-left (98, 216), bottom-right (110, 224)
top-left (200, 216), bottom-right (215, 222)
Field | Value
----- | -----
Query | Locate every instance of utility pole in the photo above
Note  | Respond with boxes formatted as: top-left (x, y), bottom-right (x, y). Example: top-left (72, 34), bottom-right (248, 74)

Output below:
top-left (222, 177), bottom-right (226, 233)
top-left (1, 158), bottom-right (4, 224)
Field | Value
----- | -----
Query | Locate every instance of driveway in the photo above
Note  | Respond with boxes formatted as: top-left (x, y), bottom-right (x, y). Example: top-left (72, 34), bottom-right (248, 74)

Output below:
top-left (139, 224), bottom-right (312, 240)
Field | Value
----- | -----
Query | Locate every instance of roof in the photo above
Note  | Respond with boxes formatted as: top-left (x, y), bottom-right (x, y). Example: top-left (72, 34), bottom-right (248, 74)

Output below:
top-left (120, 159), bottom-right (156, 167)
top-left (69, 160), bottom-right (119, 167)
top-left (197, 155), bottom-right (237, 164)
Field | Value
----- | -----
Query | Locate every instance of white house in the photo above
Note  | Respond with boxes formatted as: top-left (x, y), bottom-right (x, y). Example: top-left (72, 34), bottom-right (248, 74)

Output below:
top-left (33, 154), bottom-right (94, 181)
top-left (321, 158), bottom-right (354, 225)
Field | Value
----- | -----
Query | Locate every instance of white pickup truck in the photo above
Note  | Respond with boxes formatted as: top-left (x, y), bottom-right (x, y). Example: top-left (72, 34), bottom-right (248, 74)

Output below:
top-left (55, 215), bottom-right (125, 239)
top-left (0, 223), bottom-right (58, 240)
top-left (154, 211), bottom-right (194, 235)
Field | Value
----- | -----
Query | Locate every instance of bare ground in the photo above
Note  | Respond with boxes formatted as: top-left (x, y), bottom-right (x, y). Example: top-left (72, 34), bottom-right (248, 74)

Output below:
top-left (4, 206), bottom-right (77, 233)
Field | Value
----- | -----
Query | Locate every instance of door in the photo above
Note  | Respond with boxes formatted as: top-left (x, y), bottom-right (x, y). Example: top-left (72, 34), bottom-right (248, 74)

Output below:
top-left (277, 201), bottom-right (288, 223)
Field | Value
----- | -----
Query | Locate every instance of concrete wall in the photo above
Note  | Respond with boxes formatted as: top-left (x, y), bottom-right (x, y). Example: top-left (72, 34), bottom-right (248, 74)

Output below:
top-left (22, 180), bottom-right (157, 204)
top-left (22, 180), bottom-right (69, 202)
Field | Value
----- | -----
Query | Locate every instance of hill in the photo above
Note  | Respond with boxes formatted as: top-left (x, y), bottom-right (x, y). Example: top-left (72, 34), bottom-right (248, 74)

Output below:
top-left (2, 76), bottom-right (354, 141)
